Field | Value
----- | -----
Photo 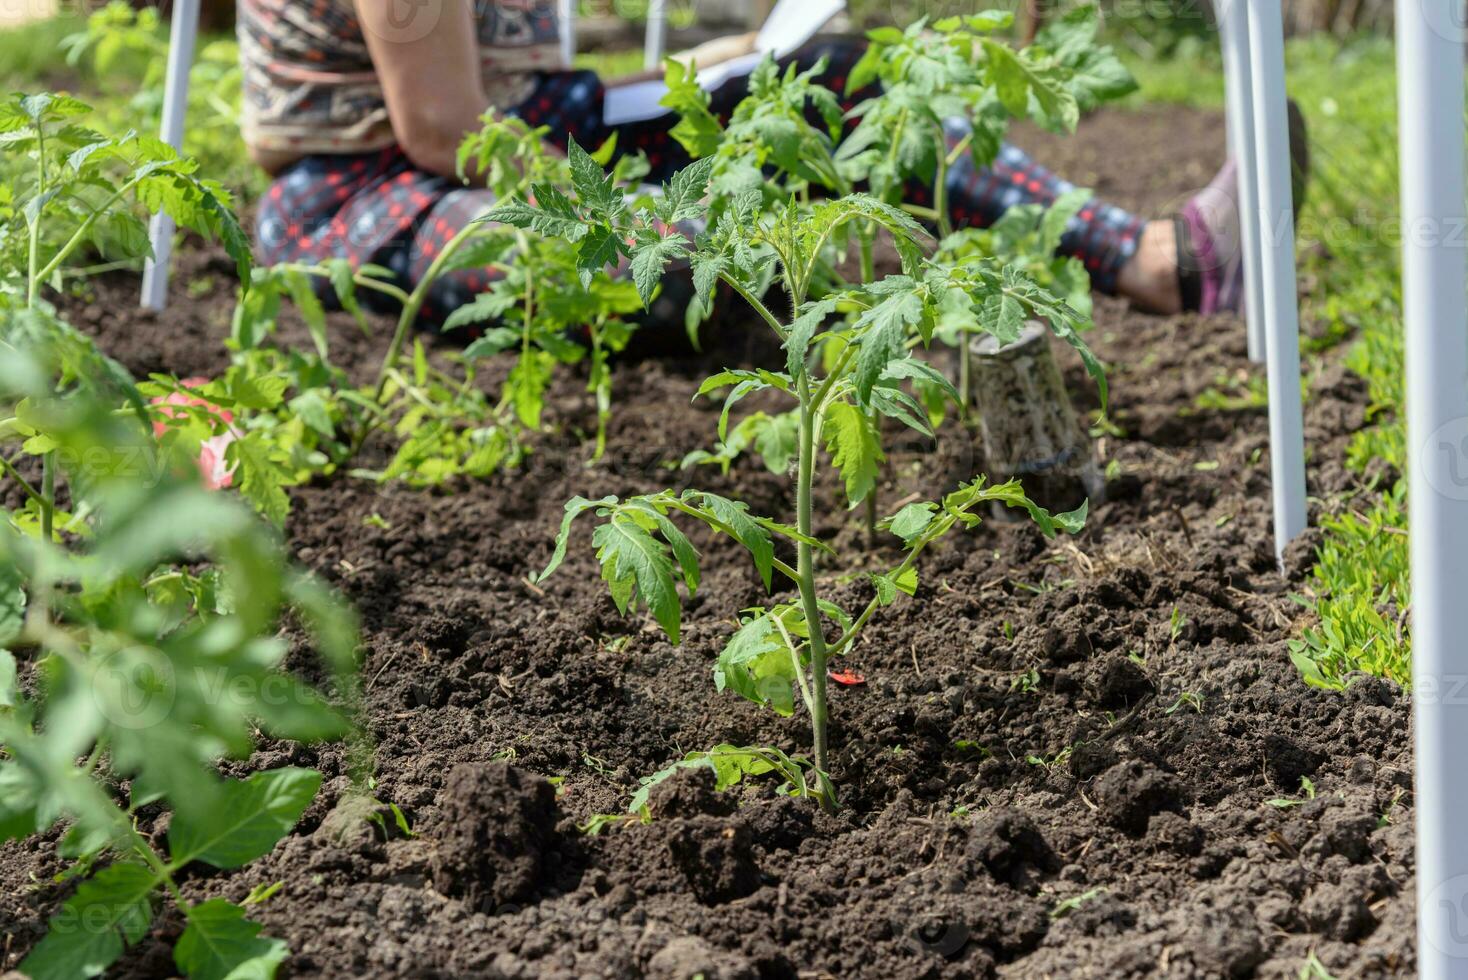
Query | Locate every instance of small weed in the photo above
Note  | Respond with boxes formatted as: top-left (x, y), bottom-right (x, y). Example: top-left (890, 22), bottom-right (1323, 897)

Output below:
top-left (1050, 887), bottom-right (1106, 919)
top-left (1164, 692), bottom-right (1204, 715)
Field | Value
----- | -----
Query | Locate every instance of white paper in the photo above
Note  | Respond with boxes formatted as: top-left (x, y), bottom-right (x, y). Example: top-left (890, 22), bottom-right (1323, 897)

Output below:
top-left (602, 0), bottom-right (845, 125)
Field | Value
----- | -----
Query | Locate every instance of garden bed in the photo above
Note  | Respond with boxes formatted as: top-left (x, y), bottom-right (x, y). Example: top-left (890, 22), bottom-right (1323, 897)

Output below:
top-left (1, 105), bottom-right (1415, 978)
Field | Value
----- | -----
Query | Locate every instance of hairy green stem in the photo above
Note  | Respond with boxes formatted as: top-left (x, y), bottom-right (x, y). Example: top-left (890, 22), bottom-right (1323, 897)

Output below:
top-left (33, 176), bottom-right (150, 292)
top-left (0, 452), bottom-right (44, 505)
top-left (719, 273), bottom-right (788, 341)
top-left (26, 118), bottom-right (48, 308)
top-left (371, 221), bottom-right (483, 405)
top-left (795, 376), bottom-right (834, 807)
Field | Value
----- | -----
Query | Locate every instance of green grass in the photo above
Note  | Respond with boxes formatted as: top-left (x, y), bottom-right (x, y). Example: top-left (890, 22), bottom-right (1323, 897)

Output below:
top-left (0, 14), bottom-right (89, 88)
top-left (1134, 37), bottom-right (1411, 689)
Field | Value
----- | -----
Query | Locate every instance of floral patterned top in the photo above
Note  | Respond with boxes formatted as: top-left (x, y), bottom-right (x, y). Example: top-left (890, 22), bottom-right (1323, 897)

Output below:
top-left (238, 0), bottom-right (562, 159)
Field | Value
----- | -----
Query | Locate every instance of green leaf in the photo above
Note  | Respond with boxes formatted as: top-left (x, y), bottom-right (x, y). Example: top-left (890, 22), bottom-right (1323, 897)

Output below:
top-left (886, 502), bottom-right (937, 545)
top-left (592, 517), bottom-right (683, 643)
top-left (785, 299), bottom-right (838, 377)
top-left (658, 156), bottom-right (715, 223)
top-left (713, 612), bottom-right (797, 716)
top-left (694, 492), bottom-right (775, 590)
top-left (979, 291), bottom-right (1026, 346)
top-left (537, 496), bottom-right (616, 583)
top-left (168, 768), bottom-right (322, 869)
top-left (227, 433), bottom-right (291, 528)
top-left (0, 648), bottom-right (15, 709)
top-left (1038, 187), bottom-right (1091, 255)
top-left (871, 566), bottom-right (919, 606)
top-left (624, 500), bottom-right (701, 596)
top-left (281, 270), bottom-right (328, 360)
top-left (854, 289), bottom-right (925, 404)
top-left (482, 197), bottom-right (587, 243)
top-left (445, 293), bottom-right (518, 333)
top-left (0, 559), bottom-right (25, 645)
top-left (174, 900), bottom-right (289, 980)
top-left (976, 481), bottom-right (1089, 538)
top-left (20, 861), bottom-right (157, 980)
top-left (577, 225), bottom-right (625, 287)
top-left (566, 138), bottom-right (623, 216)
top-left (822, 401), bottom-right (885, 508)
top-left (630, 234), bottom-right (686, 306)
top-left (0, 763), bottom-right (41, 842)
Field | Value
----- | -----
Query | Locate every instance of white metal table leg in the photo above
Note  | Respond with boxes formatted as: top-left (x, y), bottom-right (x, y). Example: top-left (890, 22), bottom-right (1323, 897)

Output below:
top-left (1244, 0), bottom-right (1307, 563)
top-left (1396, 1), bottom-right (1468, 975)
top-left (140, 0), bottom-right (201, 312)
top-left (644, 0), bottom-right (667, 70)
top-left (558, 0), bottom-right (576, 68)
top-left (1216, 0), bottom-right (1266, 362)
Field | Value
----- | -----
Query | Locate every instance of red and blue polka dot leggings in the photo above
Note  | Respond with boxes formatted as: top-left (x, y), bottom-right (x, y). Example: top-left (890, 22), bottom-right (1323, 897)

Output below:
top-left (255, 38), bottom-right (1147, 330)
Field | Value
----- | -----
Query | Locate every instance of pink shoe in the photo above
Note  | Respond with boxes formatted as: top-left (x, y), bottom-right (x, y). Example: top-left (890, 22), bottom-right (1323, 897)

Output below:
top-left (1176, 101), bottom-right (1309, 316)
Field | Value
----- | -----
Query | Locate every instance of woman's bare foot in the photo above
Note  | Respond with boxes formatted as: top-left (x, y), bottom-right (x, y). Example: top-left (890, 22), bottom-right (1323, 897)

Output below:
top-left (1117, 220), bottom-right (1182, 314)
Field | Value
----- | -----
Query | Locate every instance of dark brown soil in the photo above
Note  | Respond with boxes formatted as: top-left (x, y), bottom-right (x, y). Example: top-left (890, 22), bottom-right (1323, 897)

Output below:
top-left (0, 106), bottom-right (1415, 979)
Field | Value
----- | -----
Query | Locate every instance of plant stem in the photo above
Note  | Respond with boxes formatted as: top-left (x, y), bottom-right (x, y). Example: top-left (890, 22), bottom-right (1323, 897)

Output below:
top-left (795, 376), bottom-right (834, 807)
top-left (958, 334), bottom-right (972, 420)
top-left (857, 228), bottom-right (881, 543)
top-left (33, 176), bottom-right (150, 291)
top-left (26, 118), bottom-right (48, 308)
top-left (39, 453), bottom-right (54, 544)
top-left (934, 143), bottom-right (954, 241)
top-left (349, 220), bottom-right (484, 455)
top-left (371, 221), bottom-right (482, 405)
top-left (719, 273), bottom-right (789, 341)
top-left (0, 452), bottom-right (44, 505)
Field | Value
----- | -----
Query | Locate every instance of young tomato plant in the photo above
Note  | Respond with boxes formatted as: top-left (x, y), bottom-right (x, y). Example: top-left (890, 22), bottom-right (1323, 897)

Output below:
top-left (2, 93), bottom-right (364, 978)
top-left (0, 304), bottom-right (363, 980)
top-left (224, 114), bottom-right (647, 501)
top-left (838, 8), bottom-right (1134, 404)
top-left (522, 146), bottom-right (1099, 806)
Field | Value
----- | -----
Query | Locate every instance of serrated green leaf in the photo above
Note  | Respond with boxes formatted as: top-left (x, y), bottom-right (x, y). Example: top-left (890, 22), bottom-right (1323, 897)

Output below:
top-left (592, 517), bottom-right (683, 642)
top-left (566, 139), bottom-right (623, 216)
top-left (822, 401), bottom-right (884, 508)
top-left (886, 502), bottom-right (937, 544)
top-left (174, 900), bottom-right (289, 980)
top-left (854, 290), bottom-right (926, 404)
top-left (785, 299), bottom-right (838, 377)
top-left (694, 492), bottom-right (775, 590)
top-left (20, 861), bottom-right (157, 980)
top-left (227, 433), bottom-right (291, 528)
top-left (167, 768), bottom-right (322, 869)
top-left (537, 495), bottom-right (616, 583)
top-left (713, 612), bottom-right (796, 716)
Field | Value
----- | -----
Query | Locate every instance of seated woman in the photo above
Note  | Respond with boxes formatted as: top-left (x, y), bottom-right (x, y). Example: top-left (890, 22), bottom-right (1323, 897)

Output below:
top-left (240, 0), bottom-right (1264, 331)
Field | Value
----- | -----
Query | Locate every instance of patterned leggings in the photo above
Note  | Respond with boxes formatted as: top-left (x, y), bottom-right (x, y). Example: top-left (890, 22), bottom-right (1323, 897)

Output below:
top-left (255, 38), bottom-right (1148, 330)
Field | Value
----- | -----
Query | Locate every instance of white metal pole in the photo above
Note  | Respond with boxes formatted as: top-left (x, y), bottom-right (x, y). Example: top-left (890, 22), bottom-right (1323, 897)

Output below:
top-left (1397, 0), bottom-right (1468, 975)
top-left (1216, 0), bottom-right (1267, 362)
top-left (1244, 0), bottom-right (1307, 563)
top-left (558, 0), bottom-right (576, 68)
top-left (644, 0), bottom-right (667, 70)
top-left (140, 0), bottom-right (201, 312)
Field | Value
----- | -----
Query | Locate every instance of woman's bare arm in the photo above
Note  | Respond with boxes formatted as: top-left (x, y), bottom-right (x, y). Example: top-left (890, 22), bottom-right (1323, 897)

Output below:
top-left (354, 0), bottom-right (488, 178)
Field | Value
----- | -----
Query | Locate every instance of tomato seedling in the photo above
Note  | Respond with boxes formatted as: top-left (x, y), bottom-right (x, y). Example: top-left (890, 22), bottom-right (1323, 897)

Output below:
top-left (522, 141), bottom-right (1099, 807)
